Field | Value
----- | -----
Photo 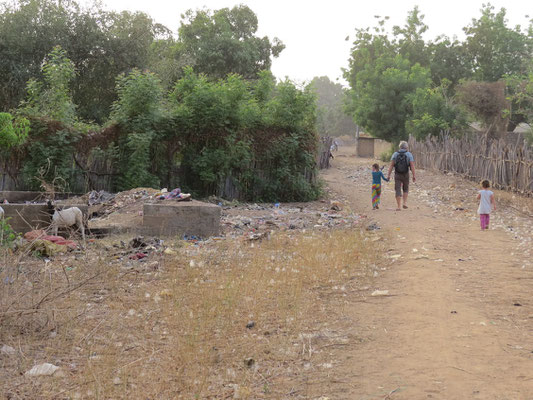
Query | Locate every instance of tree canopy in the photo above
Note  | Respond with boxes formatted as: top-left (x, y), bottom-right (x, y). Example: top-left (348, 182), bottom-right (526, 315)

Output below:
top-left (344, 4), bottom-right (533, 141)
top-left (177, 5), bottom-right (285, 79)
top-left (308, 76), bottom-right (358, 137)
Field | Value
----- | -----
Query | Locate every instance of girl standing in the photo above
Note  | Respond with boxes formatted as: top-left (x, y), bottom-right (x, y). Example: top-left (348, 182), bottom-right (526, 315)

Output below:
top-left (477, 180), bottom-right (496, 230)
top-left (372, 163), bottom-right (389, 209)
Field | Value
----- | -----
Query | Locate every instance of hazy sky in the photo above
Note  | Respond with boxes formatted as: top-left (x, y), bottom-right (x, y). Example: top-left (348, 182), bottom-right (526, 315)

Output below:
top-left (87, 0), bottom-right (531, 84)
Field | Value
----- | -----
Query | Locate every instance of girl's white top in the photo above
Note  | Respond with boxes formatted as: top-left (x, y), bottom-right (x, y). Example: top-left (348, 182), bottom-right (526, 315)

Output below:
top-left (477, 190), bottom-right (493, 214)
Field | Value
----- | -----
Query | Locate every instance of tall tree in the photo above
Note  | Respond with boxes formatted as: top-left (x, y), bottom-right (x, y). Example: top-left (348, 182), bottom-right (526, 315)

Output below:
top-left (464, 4), bottom-right (533, 82)
top-left (393, 6), bottom-right (430, 67)
top-left (308, 76), bottom-right (357, 137)
top-left (0, 0), bottom-right (168, 123)
top-left (345, 15), bottom-right (431, 142)
top-left (177, 5), bottom-right (285, 79)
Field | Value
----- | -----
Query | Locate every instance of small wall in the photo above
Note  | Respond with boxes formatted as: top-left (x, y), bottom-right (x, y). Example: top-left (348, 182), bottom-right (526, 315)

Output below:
top-left (356, 137), bottom-right (391, 158)
top-left (143, 201), bottom-right (221, 237)
top-left (2, 204), bottom-right (89, 233)
top-left (357, 137), bottom-right (375, 158)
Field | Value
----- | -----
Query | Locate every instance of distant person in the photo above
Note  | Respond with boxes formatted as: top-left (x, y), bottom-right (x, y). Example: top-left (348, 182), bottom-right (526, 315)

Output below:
top-left (477, 180), bottom-right (496, 230)
top-left (371, 163), bottom-right (389, 209)
top-left (387, 141), bottom-right (416, 211)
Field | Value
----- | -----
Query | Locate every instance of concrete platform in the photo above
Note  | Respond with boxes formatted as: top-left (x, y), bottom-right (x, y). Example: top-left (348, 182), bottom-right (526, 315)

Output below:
top-left (142, 200), bottom-right (220, 237)
top-left (2, 204), bottom-right (89, 233)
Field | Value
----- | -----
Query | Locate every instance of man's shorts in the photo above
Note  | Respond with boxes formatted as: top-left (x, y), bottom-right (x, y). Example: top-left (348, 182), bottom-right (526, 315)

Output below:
top-left (394, 172), bottom-right (409, 197)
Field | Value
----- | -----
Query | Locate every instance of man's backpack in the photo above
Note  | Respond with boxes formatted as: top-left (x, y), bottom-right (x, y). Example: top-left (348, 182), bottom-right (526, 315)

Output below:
top-left (394, 152), bottom-right (409, 173)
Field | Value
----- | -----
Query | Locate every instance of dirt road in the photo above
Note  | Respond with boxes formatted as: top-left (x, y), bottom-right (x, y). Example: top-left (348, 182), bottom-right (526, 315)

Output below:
top-left (321, 147), bottom-right (533, 399)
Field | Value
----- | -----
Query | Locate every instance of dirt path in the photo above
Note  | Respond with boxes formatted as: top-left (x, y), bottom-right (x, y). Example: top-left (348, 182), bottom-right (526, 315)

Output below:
top-left (321, 147), bottom-right (533, 399)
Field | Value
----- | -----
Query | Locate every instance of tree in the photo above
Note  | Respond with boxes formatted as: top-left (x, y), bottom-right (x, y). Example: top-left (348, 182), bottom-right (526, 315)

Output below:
top-left (308, 76), bottom-right (357, 137)
top-left (393, 6), bottom-right (430, 67)
top-left (177, 5), bottom-right (285, 79)
top-left (0, 112), bottom-right (29, 190)
top-left (406, 80), bottom-right (468, 139)
top-left (345, 13), bottom-right (431, 143)
top-left (0, 0), bottom-right (168, 123)
top-left (20, 46), bottom-right (77, 124)
top-left (110, 69), bottom-right (165, 190)
top-left (456, 80), bottom-right (508, 137)
top-left (428, 36), bottom-right (471, 87)
top-left (464, 4), bottom-right (533, 82)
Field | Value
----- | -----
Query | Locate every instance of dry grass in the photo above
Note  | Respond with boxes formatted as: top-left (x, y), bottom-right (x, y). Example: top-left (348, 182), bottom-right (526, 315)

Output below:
top-left (1, 229), bottom-right (384, 399)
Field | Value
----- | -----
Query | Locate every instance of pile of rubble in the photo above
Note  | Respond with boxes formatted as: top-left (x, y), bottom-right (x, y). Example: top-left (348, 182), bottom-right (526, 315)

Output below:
top-left (220, 200), bottom-right (365, 239)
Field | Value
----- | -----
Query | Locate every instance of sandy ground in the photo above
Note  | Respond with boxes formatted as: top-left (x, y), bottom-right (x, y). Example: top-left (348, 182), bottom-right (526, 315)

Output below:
top-left (320, 146), bottom-right (533, 399)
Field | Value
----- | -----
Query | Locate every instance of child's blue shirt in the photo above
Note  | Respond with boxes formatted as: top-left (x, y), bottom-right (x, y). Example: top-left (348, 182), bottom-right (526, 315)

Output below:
top-left (372, 171), bottom-right (388, 184)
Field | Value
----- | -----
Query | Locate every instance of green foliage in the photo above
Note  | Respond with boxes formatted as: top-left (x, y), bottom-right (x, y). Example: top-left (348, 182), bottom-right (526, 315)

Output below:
top-left (21, 122), bottom-right (80, 190)
top-left (20, 46), bottom-right (77, 124)
top-left (178, 5), bottom-right (285, 79)
top-left (428, 36), bottom-right (471, 87)
top-left (111, 69), bottom-right (165, 190)
top-left (344, 5), bottom-right (533, 141)
top-left (168, 69), bottom-right (319, 201)
top-left (0, 0), bottom-right (167, 123)
top-left (392, 6), bottom-right (430, 67)
top-left (463, 4), bottom-right (533, 82)
top-left (406, 81), bottom-right (468, 139)
top-left (0, 218), bottom-right (18, 248)
top-left (379, 145), bottom-right (395, 162)
top-left (346, 49), bottom-right (431, 142)
top-left (0, 112), bottom-right (29, 149)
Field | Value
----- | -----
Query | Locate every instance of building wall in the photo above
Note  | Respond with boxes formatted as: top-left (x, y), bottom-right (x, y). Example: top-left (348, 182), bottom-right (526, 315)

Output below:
top-left (357, 137), bottom-right (375, 157)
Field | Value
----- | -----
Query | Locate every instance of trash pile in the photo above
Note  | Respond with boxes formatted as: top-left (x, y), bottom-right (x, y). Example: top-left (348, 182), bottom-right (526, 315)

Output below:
top-left (20, 230), bottom-right (79, 257)
top-left (154, 188), bottom-right (191, 201)
top-left (220, 200), bottom-right (365, 239)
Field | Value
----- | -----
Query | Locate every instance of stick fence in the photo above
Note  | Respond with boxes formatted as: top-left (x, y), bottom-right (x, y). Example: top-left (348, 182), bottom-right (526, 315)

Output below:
top-left (409, 134), bottom-right (533, 195)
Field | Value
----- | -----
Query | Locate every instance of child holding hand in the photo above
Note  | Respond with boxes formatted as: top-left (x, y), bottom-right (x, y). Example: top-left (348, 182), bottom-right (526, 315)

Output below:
top-left (477, 180), bottom-right (496, 230)
top-left (372, 163), bottom-right (389, 209)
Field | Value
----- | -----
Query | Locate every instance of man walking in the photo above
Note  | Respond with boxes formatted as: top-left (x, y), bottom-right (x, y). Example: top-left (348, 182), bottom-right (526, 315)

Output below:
top-left (387, 141), bottom-right (416, 211)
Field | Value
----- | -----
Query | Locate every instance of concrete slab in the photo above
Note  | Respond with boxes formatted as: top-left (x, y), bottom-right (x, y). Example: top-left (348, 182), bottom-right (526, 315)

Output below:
top-left (142, 200), bottom-right (220, 237)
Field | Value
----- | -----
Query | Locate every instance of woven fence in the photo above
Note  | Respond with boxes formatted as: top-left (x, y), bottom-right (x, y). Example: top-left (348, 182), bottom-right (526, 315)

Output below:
top-left (408, 134), bottom-right (533, 195)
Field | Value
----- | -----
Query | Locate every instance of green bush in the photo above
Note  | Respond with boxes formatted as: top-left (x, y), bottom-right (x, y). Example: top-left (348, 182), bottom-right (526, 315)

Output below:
top-left (0, 218), bottom-right (18, 248)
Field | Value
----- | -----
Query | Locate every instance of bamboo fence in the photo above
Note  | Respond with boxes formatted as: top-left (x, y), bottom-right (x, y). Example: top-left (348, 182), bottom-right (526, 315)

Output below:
top-left (409, 134), bottom-right (533, 195)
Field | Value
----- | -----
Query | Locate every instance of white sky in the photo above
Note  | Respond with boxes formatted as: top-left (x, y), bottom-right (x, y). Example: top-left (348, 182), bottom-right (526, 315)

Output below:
top-left (88, 0), bottom-right (532, 85)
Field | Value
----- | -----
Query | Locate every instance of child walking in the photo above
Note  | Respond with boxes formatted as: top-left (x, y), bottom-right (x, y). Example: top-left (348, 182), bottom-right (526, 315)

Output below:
top-left (372, 163), bottom-right (389, 209)
top-left (477, 180), bottom-right (496, 230)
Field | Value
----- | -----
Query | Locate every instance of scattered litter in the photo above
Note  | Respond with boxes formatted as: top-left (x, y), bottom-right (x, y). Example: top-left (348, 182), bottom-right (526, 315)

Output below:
top-left (1, 344), bottom-right (16, 356)
top-left (129, 252), bottom-right (147, 260)
top-left (244, 357), bottom-right (255, 368)
top-left (25, 363), bottom-right (60, 377)
top-left (88, 190), bottom-right (115, 205)
top-left (366, 222), bottom-right (380, 231)
top-left (246, 321), bottom-right (255, 329)
top-left (371, 290), bottom-right (389, 296)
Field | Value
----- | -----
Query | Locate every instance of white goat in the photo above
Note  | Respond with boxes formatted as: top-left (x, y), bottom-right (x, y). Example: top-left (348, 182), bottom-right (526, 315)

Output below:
top-left (0, 205), bottom-right (4, 219)
top-left (48, 202), bottom-right (85, 240)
